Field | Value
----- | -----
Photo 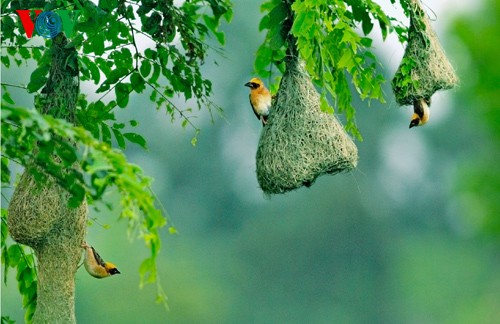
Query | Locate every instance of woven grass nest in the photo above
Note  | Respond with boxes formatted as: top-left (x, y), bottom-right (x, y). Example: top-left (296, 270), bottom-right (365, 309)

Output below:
top-left (256, 57), bottom-right (358, 194)
top-left (8, 169), bottom-right (87, 249)
top-left (392, 0), bottom-right (458, 105)
top-left (8, 34), bottom-right (85, 249)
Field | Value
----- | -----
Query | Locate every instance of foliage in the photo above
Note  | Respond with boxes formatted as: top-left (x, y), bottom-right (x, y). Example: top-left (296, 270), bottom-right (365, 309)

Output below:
top-left (1, 0), bottom-right (232, 319)
top-left (453, 0), bottom-right (500, 237)
top-left (1, 210), bottom-right (37, 323)
top-left (2, 103), bottom-right (170, 307)
top-left (1, 0), bottom-right (232, 141)
top-left (255, 0), bottom-right (408, 139)
top-left (1, 217), bottom-right (37, 324)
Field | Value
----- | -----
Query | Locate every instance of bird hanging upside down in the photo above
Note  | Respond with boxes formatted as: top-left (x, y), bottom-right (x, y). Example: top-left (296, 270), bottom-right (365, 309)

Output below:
top-left (244, 78), bottom-right (272, 126)
top-left (81, 242), bottom-right (120, 279)
top-left (409, 98), bottom-right (431, 128)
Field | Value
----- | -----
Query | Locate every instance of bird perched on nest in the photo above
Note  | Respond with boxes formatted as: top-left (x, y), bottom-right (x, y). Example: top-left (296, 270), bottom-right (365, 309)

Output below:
top-left (409, 98), bottom-right (431, 128)
top-left (81, 242), bottom-right (120, 279)
top-left (244, 78), bottom-right (272, 126)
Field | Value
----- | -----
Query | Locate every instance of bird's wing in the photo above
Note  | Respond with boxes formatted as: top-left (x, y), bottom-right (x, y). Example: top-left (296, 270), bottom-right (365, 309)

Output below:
top-left (413, 100), bottom-right (424, 119)
top-left (91, 247), bottom-right (106, 267)
top-left (249, 94), bottom-right (260, 120)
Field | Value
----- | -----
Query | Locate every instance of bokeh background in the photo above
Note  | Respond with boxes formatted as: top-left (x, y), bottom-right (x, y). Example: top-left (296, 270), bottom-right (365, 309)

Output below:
top-left (2, 0), bottom-right (500, 323)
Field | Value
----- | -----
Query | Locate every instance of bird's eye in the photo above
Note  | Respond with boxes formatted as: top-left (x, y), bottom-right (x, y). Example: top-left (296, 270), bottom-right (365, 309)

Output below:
top-left (252, 83), bottom-right (259, 88)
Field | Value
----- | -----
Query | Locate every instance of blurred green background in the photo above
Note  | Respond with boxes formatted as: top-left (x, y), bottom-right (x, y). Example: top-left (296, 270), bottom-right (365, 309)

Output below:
top-left (2, 0), bottom-right (499, 323)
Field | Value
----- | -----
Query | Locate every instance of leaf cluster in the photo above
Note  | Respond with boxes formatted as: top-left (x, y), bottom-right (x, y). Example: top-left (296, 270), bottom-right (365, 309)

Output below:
top-left (255, 0), bottom-right (408, 139)
top-left (1, 211), bottom-right (37, 324)
top-left (2, 103), bottom-right (169, 282)
top-left (1, 0), bottom-right (232, 144)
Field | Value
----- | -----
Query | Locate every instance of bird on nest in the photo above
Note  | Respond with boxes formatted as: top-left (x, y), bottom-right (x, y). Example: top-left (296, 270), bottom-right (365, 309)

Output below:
top-left (244, 77), bottom-right (272, 126)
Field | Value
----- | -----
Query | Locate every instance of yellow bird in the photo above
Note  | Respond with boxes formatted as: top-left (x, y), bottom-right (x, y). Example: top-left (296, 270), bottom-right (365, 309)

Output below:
top-left (81, 242), bottom-right (120, 279)
top-left (244, 78), bottom-right (272, 126)
top-left (409, 98), bottom-right (431, 128)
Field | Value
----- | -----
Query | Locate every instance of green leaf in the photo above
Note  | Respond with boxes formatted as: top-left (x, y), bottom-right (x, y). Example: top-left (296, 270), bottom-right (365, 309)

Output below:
top-left (96, 82), bottom-right (110, 93)
top-left (259, 14), bottom-right (270, 31)
top-left (291, 11), bottom-right (315, 37)
top-left (149, 63), bottom-right (160, 84)
top-left (140, 60), bottom-right (152, 78)
top-left (55, 142), bottom-right (78, 166)
top-left (144, 48), bottom-right (157, 60)
top-left (112, 127), bottom-right (126, 149)
top-left (338, 50), bottom-right (354, 70)
top-left (254, 44), bottom-right (272, 75)
top-left (113, 48), bottom-right (133, 70)
top-left (320, 96), bottom-right (333, 114)
top-left (27, 64), bottom-right (50, 93)
top-left (68, 186), bottom-right (86, 208)
top-left (268, 25), bottom-right (285, 50)
top-left (1, 315), bottom-right (16, 324)
top-left (124, 132), bottom-right (147, 149)
top-left (1, 56), bottom-right (10, 68)
top-left (7, 245), bottom-right (21, 268)
top-left (261, 0), bottom-right (282, 12)
top-left (268, 1), bottom-right (288, 25)
top-left (101, 122), bottom-right (112, 144)
top-left (18, 47), bottom-right (31, 60)
top-left (203, 15), bottom-right (217, 34)
top-left (131, 72), bottom-right (146, 93)
top-left (1, 157), bottom-right (10, 185)
top-left (360, 37), bottom-right (373, 47)
top-left (214, 31), bottom-right (225, 45)
top-left (85, 32), bottom-right (105, 55)
top-left (139, 257), bottom-right (156, 286)
top-left (80, 57), bottom-right (101, 84)
top-left (115, 83), bottom-right (131, 108)
top-left (2, 92), bottom-right (15, 105)
top-left (107, 68), bottom-right (130, 85)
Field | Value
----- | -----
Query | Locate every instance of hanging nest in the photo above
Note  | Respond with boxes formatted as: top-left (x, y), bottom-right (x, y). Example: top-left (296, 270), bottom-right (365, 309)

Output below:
top-left (7, 168), bottom-right (87, 249)
top-left (7, 167), bottom-right (87, 323)
top-left (392, 0), bottom-right (458, 105)
top-left (7, 33), bottom-right (86, 323)
top-left (8, 32), bottom-right (86, 248)
top-left (256, 57), bottom-right (358, 194)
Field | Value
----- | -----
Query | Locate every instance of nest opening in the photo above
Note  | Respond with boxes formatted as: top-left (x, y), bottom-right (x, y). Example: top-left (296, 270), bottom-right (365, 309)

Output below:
top-left (256, 57), bottom-right (358, 194)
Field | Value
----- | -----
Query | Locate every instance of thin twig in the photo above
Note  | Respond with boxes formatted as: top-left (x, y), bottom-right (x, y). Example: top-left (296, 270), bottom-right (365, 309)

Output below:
top-left (1, 83), bottom-right (27, 90)
top-left (96, 69), bottom-right (135, 104)
top-left (1, 154), bottom-right (23, 166)
top-left (127, 18), bottom-right (140, 70)
top-left (1, 192), bottom-right (10, 203)
top-left (143, 79), bottom-right (199, 132)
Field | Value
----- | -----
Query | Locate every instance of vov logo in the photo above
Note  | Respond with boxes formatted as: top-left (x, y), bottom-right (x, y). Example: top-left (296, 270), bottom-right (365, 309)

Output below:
top-left (16, 9), bottom-right (81, 39)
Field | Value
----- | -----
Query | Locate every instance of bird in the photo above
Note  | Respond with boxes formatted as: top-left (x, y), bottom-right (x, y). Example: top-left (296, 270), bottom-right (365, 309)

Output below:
top-left (244, 78), bottom-right (272, 126)
top-left (81, 242), bottom-right (120, 279)
top-left (409, 97), bottom-right (431, 128)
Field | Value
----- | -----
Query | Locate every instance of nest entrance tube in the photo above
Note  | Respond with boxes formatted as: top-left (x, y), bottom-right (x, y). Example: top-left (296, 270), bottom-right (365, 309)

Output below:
top-left (256, 57), bottom-right (358, 195)
top-left (392, 0), bottom-right (458, 105)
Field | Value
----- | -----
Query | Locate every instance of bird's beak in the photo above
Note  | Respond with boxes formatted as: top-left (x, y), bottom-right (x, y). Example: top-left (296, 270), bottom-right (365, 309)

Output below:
top-left (244, 82), bottom-right (252, 87)
top-left (409, 119), bottom-right (419, 128)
